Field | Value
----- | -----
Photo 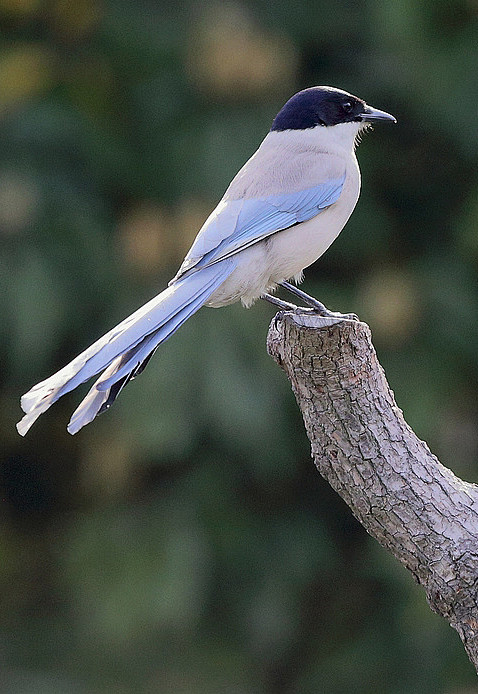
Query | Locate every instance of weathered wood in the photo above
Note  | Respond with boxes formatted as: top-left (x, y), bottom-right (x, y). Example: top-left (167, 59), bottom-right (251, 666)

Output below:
top-left (267, 311), bottom-right (478, 671)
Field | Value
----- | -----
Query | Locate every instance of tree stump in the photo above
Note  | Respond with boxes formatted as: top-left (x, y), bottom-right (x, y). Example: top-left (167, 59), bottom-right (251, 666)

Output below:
top-left (267, 311), bottom-right (478, 672)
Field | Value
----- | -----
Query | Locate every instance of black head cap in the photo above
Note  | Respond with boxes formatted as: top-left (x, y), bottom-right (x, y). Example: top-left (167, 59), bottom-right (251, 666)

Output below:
top-left (271, 86), bottom-right (395, 131)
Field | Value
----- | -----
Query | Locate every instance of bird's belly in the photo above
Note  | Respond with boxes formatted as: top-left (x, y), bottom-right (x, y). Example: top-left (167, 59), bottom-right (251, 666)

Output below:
top-left (267, 206), bottom-right (347, 281)
top-left (206, 243), bottom-right (272, 308)
top-left (207, 155), bottom-right (360, 308)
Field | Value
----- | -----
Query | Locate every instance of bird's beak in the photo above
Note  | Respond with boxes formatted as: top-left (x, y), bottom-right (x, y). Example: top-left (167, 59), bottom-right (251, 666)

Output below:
top-left (360, 104), bottom-right (397, 123)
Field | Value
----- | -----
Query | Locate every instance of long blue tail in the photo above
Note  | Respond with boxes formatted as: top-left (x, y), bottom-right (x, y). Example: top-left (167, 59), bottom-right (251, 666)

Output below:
top-left (17, 259), bottom-right (236, 435)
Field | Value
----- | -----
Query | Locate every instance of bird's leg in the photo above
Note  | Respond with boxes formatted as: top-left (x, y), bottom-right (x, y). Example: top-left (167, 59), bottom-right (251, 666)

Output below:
top-left (279, 281), bottom-right (359, 321)
top-left (262, 293), bottom-right (309, 312)
top-left (280, 281), bottom-right (331, 312)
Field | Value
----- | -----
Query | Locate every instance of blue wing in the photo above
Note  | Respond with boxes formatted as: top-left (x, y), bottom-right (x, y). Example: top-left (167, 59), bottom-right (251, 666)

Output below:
top-left (174, 174), bottom-right (346, 279)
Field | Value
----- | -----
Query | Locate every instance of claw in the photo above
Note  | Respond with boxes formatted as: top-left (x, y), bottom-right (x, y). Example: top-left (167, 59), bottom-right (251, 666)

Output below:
top-left (318, 310), bottom-right (359, 322)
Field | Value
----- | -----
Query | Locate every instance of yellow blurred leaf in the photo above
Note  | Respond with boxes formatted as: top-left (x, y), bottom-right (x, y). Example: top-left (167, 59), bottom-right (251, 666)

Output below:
top-left (48, 0), bottom-right (102, 39)
top-left (117, 201), bottom-right (173, 276)
top-left (0, 44), bottom-right (53, 112)
top-left (187, 2), bottom-right (297, 97)
top-left (0, 0), bottom-right (40, 18)
top-left (0, 170), bottom-right (40, 234)
top-left (358, 266), bottom-right (421, 343)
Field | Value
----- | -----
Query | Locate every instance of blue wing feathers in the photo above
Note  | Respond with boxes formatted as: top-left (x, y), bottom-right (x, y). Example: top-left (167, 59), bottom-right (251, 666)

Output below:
top-left (178, 175), bottom-right (345, 276)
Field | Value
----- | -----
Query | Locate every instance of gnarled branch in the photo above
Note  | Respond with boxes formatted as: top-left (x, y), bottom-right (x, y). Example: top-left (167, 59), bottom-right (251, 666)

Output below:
top-left (267, 311), bottom-right (478, 671)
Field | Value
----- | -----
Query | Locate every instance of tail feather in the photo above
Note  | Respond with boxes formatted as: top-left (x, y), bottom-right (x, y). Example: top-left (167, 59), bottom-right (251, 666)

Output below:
top-left (96, 268), bottom-right (220, 393)
top-left (17, 260), bottom-right (236, 436)
top-left (67, 357), bottom-right (140, 435)
top-left (66, 266), bottom-right (229, 434)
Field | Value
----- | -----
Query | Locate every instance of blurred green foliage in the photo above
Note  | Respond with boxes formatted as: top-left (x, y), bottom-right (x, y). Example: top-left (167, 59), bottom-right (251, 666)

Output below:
top-left (1, 0), bottom-right (478, 692)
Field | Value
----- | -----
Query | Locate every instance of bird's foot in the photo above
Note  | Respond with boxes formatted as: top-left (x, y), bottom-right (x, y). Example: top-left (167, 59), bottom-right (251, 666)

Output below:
top-left (262, 292), bottom-right (358, 321)
top-left (278, 281), bottom-right (359, 321)
top-left (316, 308), bottom-right (359, 321)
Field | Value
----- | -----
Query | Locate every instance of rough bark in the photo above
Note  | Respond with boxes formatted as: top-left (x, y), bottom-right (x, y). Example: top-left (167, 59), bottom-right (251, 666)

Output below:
top-left (267, 311), bottom-right (478, 672)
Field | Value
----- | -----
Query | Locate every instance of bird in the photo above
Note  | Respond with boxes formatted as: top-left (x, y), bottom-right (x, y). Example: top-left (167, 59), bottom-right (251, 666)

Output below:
top-left (17, 86), bottom-right (396, 436)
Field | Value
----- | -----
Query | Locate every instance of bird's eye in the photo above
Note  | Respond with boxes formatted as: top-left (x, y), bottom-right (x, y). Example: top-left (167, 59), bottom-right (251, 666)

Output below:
top-left (343, 101), bottom-right (353, 112)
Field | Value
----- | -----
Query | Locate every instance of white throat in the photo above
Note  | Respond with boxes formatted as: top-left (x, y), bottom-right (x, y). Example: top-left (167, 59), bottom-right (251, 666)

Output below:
top-left (310, 121), bottom-right (364, 154)
top-left (267, 121), bottom-right (365, 157)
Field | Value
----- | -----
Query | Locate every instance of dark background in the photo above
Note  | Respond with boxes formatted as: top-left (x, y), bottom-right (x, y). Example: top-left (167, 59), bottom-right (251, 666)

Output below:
top-left (1, 1), bottom-right (478, 692)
